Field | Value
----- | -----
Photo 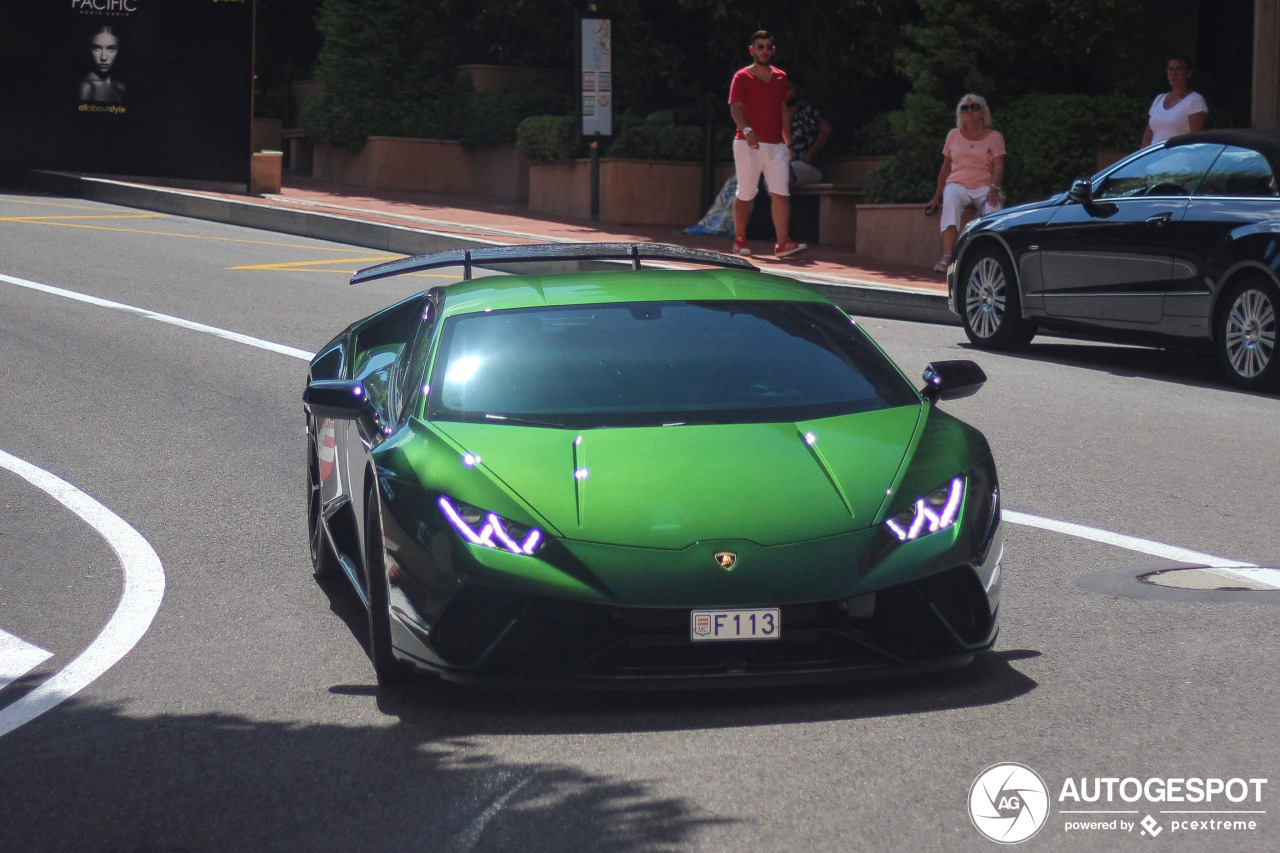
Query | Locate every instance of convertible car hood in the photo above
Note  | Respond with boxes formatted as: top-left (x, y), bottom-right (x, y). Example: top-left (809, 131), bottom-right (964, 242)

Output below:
top-left (432, 406), bottom-right (923, 548)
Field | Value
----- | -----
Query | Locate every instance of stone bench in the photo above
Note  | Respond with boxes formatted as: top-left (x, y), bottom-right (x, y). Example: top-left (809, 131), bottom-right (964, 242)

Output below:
top-left (791, 183), bottom-right (862, 247)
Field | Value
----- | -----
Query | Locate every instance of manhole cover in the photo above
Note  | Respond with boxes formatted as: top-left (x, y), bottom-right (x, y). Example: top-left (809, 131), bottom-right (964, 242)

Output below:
top-left (1139, 566), bottom-right (1280, 592)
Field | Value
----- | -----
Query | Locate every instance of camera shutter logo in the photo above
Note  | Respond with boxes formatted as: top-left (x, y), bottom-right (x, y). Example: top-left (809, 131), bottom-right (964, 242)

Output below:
top-left (969, 763), bottom-right (1050, 844)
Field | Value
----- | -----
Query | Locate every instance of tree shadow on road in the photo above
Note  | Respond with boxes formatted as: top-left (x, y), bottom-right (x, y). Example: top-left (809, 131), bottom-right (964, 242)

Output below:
top-left (0, 698), bottom-right (730, 853)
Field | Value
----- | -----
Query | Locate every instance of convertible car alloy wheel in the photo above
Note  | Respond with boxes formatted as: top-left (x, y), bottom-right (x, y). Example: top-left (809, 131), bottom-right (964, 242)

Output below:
top-left (1218, 276), bottom-right (1278, 388)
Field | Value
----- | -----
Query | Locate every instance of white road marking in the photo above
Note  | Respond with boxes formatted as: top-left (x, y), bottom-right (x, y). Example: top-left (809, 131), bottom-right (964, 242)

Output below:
top-left (0, 449), bottom-right (165, 739)
top-left (0, 273), bottom-right (313, 361)
top-left (0, 628), bottom-right (52, 691)
top-left (1002, 510), bottom-right (1259, 570)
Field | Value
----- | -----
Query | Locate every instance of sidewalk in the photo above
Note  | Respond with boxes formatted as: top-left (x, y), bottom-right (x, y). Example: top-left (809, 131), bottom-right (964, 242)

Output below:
top-left (26, 171), bottom-right (957, 326)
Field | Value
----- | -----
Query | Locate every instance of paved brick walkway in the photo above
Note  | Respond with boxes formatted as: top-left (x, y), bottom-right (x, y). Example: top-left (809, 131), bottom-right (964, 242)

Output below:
top-left (183, 175), bottom-right (949, 296)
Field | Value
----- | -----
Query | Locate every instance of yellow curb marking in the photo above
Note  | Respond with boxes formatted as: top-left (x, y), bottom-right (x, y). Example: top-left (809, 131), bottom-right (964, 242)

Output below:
top-left (0, 214), bottom-right (166, 222)
top-left (229, 257), bottom-right (458, 277)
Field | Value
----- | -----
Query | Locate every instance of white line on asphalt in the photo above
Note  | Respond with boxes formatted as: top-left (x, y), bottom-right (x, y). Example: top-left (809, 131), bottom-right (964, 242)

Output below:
top-left (0, 628), bottom-right (52, 691)
top-left (0, 449), bottom-right (165, 739)
top-left (0, 272), bottom-right (313, 361)
top-left (1002, 511), bottom-right (1258, 570)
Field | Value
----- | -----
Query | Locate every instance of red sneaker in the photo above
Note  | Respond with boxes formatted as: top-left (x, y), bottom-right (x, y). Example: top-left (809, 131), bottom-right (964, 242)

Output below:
top-left (732, 237), bottom-right (751, 256)
top-left (774, 240), bottom-right (808, 258)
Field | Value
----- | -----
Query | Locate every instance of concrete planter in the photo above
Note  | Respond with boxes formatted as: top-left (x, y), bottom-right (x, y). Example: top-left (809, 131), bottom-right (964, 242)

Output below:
top-left (249, 151), bottom-right (283, 194)
top-left (528, 158), bottom-right (704, 226)
top-left (311, 138), bottom-right (528, 200)
top-left (528, 161), bottom-right (592, 219)
top-left (471, 144), bottom-right (530, 202)
top-left (313, 138), bottom-right (472, 193)
top-left (825, 155), bottom-right (887, 187)
top-left (855, 203), bottom-right (974, 268)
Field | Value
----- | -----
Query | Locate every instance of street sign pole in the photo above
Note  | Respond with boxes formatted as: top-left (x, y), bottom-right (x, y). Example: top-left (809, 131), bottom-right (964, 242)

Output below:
top-left (577, 8), bottom-right (613, 221)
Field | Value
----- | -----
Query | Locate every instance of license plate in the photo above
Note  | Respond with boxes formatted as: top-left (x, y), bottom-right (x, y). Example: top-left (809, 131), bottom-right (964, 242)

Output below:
top-left (690, 608), bottom-right (781, 641)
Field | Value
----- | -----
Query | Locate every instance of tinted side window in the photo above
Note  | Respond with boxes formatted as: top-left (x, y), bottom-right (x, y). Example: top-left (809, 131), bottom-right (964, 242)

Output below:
top-left (1197, 146), bottom-right (1279, 197)
top-left (394, 296), bottom-right (438, 422)
top-left (1096, 143), bottom-right (1223, 200)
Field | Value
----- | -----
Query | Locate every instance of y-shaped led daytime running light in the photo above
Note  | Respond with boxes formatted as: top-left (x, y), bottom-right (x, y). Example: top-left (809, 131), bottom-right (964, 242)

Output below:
top-left (885, 477), bottom-right (964, 542)
top-left (438, 496), bottom-right (542, 555)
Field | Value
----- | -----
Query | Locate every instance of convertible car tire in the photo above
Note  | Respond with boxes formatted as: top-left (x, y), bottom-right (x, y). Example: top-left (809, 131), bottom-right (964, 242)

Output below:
top-left (1216, 273), bottom-right (1279, 391)
top-left (960, 245), bottom-right (1035, 350)
top-left (307, 435), bottom-right (339, 579)
top-left (364, 488), bottom-right (410, 686)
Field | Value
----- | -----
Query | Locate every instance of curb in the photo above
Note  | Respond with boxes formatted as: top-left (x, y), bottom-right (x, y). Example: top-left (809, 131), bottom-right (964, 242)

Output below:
top-left (25, 170), bottom-right (959, 326)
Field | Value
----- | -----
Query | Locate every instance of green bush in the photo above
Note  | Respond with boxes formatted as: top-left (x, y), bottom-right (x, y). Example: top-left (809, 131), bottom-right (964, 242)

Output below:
top-left (864, 92), bottom-right (1150, 205)
top-left (434, 89), bottom-right (572, 150)
top-left (516, 115), bottom-right (578, 163)
top-left (863, 94), bottom-right (952, 203)
top-left (999, 93), bottom-right (1147, 201)
top-left (606, 124), bottom-right (705, 162)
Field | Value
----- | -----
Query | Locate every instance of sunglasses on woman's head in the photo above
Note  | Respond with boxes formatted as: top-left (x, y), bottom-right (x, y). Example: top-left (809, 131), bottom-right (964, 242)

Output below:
top-left (960, 103), bottom-right (983, 112)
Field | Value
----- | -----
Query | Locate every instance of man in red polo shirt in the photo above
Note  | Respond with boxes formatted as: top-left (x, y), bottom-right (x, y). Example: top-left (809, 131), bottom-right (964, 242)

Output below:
top-left (728, 30), bottom-right (806, 258)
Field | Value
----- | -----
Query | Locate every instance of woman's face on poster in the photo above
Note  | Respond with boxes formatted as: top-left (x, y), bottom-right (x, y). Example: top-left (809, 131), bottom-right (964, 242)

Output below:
top-left (91, 32), bottom-right (119, 75)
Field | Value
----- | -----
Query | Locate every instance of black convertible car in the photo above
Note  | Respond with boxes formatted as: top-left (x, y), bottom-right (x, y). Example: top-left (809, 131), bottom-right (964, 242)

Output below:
top-left (948, 128), bottom-right (1280, 391)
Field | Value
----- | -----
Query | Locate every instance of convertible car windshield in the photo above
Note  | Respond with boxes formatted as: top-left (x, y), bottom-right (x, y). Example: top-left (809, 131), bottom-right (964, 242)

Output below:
top-left (426, 300), bottom-right (919, 427)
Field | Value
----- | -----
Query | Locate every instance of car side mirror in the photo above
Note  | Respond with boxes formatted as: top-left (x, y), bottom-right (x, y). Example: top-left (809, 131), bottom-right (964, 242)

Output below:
top-left (920, 360), bottom-right (987, 402)
top-left (1068, 178), bottom-right (1093, 204)
top-left (303, 379), bottom-right (385, 435)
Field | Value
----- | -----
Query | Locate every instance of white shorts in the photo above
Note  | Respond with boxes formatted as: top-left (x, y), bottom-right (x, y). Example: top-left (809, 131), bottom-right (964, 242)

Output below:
top-left (734, 140), bottom-right (791, 200)
top-left (940, 182), bottom-right (1003, 231)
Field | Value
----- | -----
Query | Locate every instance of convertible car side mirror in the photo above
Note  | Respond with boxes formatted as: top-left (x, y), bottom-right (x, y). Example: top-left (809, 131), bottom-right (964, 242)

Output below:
top-left (303, 379), bottom-right (385, 435)
top-left (920, 360), bottom-right (987, 402)
top-left (1068, 178), bottom-right (1093, 204)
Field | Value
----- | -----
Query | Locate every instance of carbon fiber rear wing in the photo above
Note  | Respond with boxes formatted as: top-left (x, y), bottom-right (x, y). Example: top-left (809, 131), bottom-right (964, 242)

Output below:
top-left (349, 242), bottom-right (758, 285)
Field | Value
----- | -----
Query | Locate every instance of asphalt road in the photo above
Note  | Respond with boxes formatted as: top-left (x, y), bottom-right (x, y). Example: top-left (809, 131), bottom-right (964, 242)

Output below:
top-left (0, 191), bottom-right (1277, 853)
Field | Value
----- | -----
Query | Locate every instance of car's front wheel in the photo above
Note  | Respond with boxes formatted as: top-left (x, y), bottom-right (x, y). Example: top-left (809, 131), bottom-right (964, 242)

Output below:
top-left (1216, 274), bottom-right (1279, 391)
top-left (307, 425), bottom-right (338, 579)
top-left (363, 488), bottom-right (409, 686)
top-left (960, 246), bottom-right (1035, 349)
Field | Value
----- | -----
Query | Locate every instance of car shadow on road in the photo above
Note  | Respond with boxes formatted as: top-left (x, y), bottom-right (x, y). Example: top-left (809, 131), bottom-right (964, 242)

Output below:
top-left (314, 571), bottom-right (1040, 738)
top-left (963, 338), bottom-right (1279, 396)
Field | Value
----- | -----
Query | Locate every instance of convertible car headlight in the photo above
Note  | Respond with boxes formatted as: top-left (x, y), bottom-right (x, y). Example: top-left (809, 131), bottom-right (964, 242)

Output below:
top-left (884, 477), bottom-right (964, 542)
top-left (438, 495), bottom-right (544, 555)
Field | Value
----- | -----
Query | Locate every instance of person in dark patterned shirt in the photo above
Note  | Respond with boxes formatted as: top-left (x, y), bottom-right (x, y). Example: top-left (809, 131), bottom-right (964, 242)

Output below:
top-left (786, 74), bottom-right (831, 186)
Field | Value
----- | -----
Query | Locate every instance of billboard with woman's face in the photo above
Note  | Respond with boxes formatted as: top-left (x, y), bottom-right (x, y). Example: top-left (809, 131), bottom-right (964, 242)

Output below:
top-left (0, 0), bottom-right (253, 184)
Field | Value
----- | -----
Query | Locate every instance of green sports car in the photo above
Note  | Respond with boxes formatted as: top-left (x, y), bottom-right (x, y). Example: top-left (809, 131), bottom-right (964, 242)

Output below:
top-left (303, 243), bottom-right (1004, 687)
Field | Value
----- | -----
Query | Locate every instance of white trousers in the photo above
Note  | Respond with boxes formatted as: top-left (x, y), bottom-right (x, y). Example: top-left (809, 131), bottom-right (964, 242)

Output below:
top-left (940, 182), bottom-right (1003, 232)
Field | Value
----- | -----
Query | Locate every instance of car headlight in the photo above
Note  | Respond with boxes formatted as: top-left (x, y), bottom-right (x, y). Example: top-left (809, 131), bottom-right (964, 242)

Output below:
top-left (438, 495), bottom-right (543, 555)
top-left (884, 477), bottom-right (964, 542)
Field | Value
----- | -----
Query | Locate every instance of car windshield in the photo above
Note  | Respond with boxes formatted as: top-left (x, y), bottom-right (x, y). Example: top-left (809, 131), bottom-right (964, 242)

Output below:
top-left (425, 300), bottom-right (919, 427)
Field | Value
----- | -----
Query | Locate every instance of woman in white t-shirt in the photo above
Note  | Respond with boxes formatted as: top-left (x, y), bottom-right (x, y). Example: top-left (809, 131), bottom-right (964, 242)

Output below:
top-left (1141, 54), bottom-right (1208, 147)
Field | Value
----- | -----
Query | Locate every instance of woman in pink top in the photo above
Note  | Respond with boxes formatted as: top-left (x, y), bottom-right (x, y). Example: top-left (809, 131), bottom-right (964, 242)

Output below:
top-left (1141, 54), bottom-right (1208, 147)
top-left (924, 94), bottom-right (1006, 273)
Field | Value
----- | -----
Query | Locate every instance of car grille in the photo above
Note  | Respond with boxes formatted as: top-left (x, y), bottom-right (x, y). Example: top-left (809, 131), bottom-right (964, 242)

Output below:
top-left (426, 564), bottom-right (996, 684)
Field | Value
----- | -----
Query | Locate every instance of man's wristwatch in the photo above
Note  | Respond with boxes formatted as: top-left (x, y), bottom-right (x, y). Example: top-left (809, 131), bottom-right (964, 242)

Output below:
top-left (742, 127), bottom-right (753, 135)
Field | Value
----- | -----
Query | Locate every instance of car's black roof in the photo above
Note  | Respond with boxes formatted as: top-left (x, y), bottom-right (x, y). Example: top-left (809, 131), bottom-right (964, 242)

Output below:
top-left (1168, 128), bottom-right (1280, 170)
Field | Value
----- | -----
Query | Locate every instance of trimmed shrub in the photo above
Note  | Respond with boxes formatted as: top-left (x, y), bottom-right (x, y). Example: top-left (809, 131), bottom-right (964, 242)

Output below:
top-left (864, 92), bottom-right (1151, 205)
top-left (606, 124), bottom-right (704, 162)
top-left (516, 115), bottom-right (578, 163)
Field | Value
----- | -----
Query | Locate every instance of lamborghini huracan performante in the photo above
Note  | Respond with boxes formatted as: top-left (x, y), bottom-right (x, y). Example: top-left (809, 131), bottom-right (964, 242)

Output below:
top-left (303, 243), bottom-right (1004, 687)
